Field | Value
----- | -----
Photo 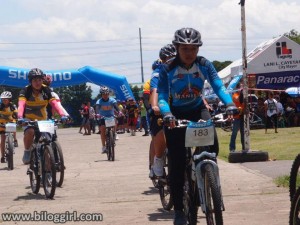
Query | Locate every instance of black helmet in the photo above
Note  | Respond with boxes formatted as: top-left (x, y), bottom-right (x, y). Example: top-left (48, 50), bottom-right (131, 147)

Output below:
top-left (159, 44), bottom-right (176, 61)
top-left (100, 86), bottom-right (110, 95)
top-left (172, 28), bottom-right (203, 46)
top-left (28, 68), bottom-right (45, 82)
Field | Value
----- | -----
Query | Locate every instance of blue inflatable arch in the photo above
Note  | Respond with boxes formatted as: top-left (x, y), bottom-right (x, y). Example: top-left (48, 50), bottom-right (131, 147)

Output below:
top-left (0, 65), bottom-right (134, 101)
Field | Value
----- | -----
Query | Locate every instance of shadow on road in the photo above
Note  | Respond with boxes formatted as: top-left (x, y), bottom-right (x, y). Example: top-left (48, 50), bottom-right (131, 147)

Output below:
top-left (141, 186), bottom-right (158, 195)
top-left (13, 192), bottom-right (47, 201)
top-left (147, 208), bottom-right (173, 222)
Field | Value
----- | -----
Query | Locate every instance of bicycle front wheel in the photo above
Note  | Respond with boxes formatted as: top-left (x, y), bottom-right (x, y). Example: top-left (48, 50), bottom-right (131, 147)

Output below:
top-left (109, 130), bottom-right (115, 161)
top-left (159, 163), bottom-right (173, 211)
top-left (52, 141), bottom-right (65, 187)
top-left (290, 154), bottom-right (300, 201)
top-left (204, 164), bottom-right (223, 225)
top-left (6, 134), bottom-right (14, 170)
top-left (42, 145), bottom-right (56, 199)
top-left (29, 150), bottom-right (40, 194)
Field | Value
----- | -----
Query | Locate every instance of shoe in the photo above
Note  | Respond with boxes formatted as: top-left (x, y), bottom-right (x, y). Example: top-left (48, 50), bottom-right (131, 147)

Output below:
top-left (149, 167), bottom-right (154, 179)
top-left (115, 134), bottom-right (119, 140)
top-left (96, 131), bottom-right (100, 134)
top-left (101, 146), bottom-right (107, 154)
top-left (174, 210), bottom-right (187, 225)
top-left (229, 149), bottom-right (235, 153)
top-left (22, 150), bottom-right (31, 165)
top-left (14, 140), bottom-right (18, 147)
top-left (126, 130), bottom-right (130, 133)
top-left (142, 133), bottom-right (149, 136)
top-left (1, 157), bottom-right (5, 163)
top-left (153, 156), bottom-right (164, 177)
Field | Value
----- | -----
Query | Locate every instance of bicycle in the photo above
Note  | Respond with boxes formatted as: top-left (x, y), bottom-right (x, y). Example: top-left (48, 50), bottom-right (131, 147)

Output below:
top-left (103, 116), bottom-right (116, 161)
top-left (149, 139), bottom-right (173, 211)
top-left (51, 119), bottom-right (65, 187)
top-left (164, 118), bottom-right (224, 225)
top-left (19, 119), bottom-right (57, 199)
top-left (1, 122), bottom-right (16, 170)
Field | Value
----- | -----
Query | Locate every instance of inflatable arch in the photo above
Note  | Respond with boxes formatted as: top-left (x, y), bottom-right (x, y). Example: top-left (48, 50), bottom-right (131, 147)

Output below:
top-left (0, 65), bottom-right (134, 101)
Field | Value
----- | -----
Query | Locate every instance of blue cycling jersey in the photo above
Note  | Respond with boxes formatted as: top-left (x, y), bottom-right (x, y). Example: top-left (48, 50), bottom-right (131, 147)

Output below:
top-left (157, 56), bottom-right (233, 115)
top-left (95, 97), bottom-right (118, 117)
top-left (150, 66), bottom-right (160, 91)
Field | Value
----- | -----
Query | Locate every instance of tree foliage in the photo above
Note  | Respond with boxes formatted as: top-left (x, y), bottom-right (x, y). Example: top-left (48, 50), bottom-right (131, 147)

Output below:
top-left (212, 60), bottom-right (232, 72)
top-left (284, 29), bottom-right (300, 44)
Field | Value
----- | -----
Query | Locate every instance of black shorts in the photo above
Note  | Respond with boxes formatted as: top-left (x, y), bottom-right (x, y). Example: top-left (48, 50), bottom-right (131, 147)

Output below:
top-left (149, 113), bottom-right (163, 137)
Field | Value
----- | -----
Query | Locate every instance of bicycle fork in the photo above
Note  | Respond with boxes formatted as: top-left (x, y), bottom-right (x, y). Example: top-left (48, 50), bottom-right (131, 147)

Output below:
top-left (194, 160), bottom-right (225, 213)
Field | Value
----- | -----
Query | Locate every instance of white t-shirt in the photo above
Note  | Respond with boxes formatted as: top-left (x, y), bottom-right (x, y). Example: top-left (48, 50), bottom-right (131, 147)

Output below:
top-left (264, 99), bottom-right (278, 117)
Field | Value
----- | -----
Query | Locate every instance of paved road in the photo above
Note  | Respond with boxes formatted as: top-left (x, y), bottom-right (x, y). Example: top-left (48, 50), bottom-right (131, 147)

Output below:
top-left (0, 128), bottom-right (290, 225)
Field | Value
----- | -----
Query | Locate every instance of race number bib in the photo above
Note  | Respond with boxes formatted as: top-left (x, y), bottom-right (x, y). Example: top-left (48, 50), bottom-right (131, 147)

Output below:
top-left (185, 119), bottom-right (214, 147)
top-left (5, 123), bottom-right (16, 132)
top-left (38, 120), bottom-right (55, 134)
top-left (104, 117), bottom-right (116, 127)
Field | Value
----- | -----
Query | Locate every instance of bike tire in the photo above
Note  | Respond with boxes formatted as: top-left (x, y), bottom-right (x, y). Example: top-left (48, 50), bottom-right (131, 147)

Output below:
top-left (290, 154), bottom-right (300, 201)
top-left (109, 130), bottom-right (115, 161)
top-left (159, 164), bottom-right (173, 211)
top-left (290, 186), bottom-right (300, 225)
top-left (106, 131), bottom-right (111, 161)
top-left (42, 145), bottom-right (56, 199)
top-left (29, 150), bottom-right (40, 194)
top-left (183, 169), bottom-right (198, 225)
top-left (204, 164), bottom-right (223, 225)
top-left (52, 141), bottom-right (65, 187)
top-left (6, 134), bottom-right (14, 170)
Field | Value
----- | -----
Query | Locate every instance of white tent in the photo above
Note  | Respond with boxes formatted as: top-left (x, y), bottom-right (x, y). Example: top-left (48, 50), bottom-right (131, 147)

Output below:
top-left (218, 35), bottom-right (300, 89)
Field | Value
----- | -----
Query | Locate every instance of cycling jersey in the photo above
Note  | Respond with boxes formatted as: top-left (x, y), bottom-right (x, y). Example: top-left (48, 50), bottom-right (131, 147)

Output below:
top-left (0, 103), bottom-right (17, 124)
top-left (18, 85), bottom-right (55, 120)
top-left (95, 97), bottom-right (119, 117)
top-left (158, 56), bottom-right (233, 115)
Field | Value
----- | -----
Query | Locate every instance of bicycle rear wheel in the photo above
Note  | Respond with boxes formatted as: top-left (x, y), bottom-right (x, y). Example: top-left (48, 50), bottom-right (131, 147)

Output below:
top-left (28, 150), bottom-right (40, 194)
top-left (290, 154), bottom-right (300, 201)
top-left (290, 186), bottom-right (300, 225)
top-left (42, 145), bottom-right (56, 199)
top-left (52, 141), bottom-right (65, 187)
top-left (204, 164), bottom-right (223, 225)
top-left (106, 130), bottom-right (111, 160)
top-left (158, 163), bottom-right (173, 211)
top-left (6, 134), bottom-right (14, 170)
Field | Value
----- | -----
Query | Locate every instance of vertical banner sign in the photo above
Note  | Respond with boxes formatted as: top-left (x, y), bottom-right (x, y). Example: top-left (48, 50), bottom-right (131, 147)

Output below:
top-left (240, 0), bottom-right (250, 151)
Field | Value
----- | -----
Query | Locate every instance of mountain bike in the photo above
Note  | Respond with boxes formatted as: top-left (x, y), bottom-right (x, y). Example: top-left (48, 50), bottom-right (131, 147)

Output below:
top-left (20, 120), bottom-right (57, 199)
top-left (1, 122), bottom-right (16, 170)
top-left (51, 119), bottom-right (65, 187)
top-left (165, 118), bottom-right (224, 225)
top-left (290, 154), bottom-right (300, 201)
top-left (104, 116), bottom-right (116, 161)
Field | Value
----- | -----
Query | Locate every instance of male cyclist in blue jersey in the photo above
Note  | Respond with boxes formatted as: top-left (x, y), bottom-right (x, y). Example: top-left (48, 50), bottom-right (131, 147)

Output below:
top-left (95, 86), bottom-right (121, 154)
top-left (148, 44), bottom-right (176, 178)
top-left (157, 28), bottom-right (237, 225)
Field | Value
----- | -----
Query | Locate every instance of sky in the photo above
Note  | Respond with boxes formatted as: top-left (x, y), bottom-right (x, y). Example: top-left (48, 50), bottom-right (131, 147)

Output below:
top-left (0, 0), bottom-right (299, 93)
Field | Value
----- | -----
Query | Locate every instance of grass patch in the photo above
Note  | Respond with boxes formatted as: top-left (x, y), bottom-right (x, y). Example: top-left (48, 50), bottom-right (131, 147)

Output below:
top-left (217, 127), bottom-right (300, 162)
top-left (274, 175), bottom-right (290, 188)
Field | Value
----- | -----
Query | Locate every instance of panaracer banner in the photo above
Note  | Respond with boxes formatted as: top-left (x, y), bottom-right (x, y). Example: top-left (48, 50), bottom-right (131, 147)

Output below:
top-left (248, 35), bottom-right (300, 89)
top-left (256, 70), bottom-right (300, 89)
top-left (0, 65), bottom-right (134, 101)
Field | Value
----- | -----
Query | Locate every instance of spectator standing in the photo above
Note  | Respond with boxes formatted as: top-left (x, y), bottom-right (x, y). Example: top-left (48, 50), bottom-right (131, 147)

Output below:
top-left (264, 92), bottom-right (278, 133)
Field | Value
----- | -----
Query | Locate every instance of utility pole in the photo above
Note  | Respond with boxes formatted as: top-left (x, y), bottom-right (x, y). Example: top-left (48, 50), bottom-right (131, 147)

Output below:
top-left (240, 0), bottom-right (250, 151)
top-left (139, 27), bottom-right (144, 83)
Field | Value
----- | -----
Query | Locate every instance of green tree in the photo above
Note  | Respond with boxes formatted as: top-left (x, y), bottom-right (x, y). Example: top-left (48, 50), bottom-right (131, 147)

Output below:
top-left (212, 60), bottom-right (232, 72)
top-left (284, 29), bottom-right (300, 44)
top-left (54, 83), bottom-right (92, 125)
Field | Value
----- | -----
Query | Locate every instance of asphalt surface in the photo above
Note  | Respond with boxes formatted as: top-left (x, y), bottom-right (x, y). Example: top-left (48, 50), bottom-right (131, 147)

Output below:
top-left (0, 127), bottom-right (291, 225)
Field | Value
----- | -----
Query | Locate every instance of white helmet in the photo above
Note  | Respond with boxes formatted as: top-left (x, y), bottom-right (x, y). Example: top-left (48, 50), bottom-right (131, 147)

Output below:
top-left (0, 91), bottom-right (12, 99)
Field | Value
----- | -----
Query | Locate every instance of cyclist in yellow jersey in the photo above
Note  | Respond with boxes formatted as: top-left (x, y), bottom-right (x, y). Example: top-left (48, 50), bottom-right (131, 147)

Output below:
top-left (18, 68), bottom-right (69, 164)
top-left (0, 91), bottom-right (18, 163)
